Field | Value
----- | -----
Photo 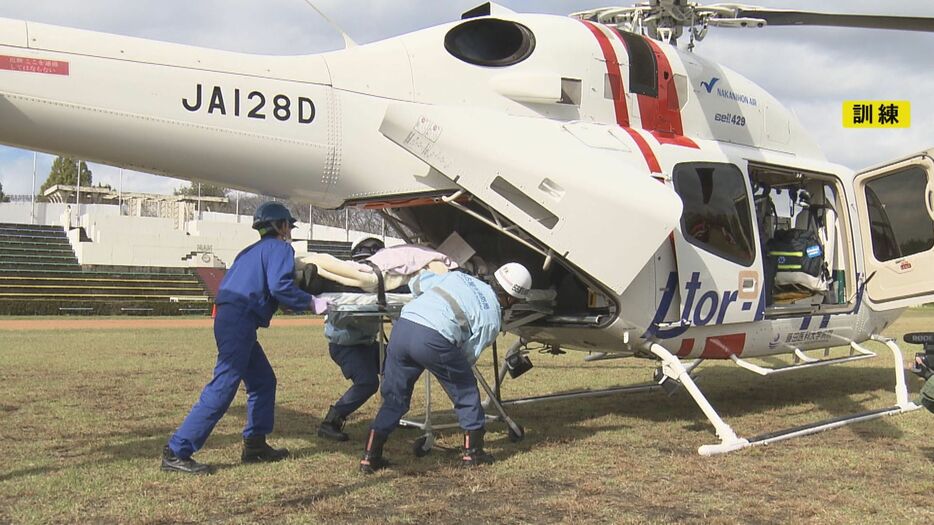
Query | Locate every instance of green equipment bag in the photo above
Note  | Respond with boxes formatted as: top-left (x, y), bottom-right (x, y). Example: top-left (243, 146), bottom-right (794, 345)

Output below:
top-left (767, 228), bottom-right (825, 279)
top-left (766, 206), bottom-right (831, 293)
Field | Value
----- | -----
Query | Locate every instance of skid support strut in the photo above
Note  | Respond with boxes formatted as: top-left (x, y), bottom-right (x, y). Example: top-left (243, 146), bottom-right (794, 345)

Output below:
top-left (649, 343), bottom-right (749, 455)
top-left (487, 340), bottom-right (701, 407)
top-left (649, 335), bottom-right (922, 456)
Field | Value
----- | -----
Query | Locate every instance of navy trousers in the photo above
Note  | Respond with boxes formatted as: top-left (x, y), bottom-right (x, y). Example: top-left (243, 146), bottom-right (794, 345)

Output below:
top-left (372, 318), bottom-right (484, 435)
top-left (168, 305), bottom-right (277, 459)
top-left (329, 341), bottom-right (380, 417)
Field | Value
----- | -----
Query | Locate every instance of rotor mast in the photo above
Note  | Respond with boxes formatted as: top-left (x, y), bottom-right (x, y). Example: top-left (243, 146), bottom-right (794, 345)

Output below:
top-left (571, 1), bottom-right (934, 50)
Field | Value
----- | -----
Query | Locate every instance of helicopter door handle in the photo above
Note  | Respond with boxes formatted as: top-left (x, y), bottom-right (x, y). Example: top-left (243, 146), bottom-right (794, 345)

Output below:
top-left (926, 184), bottom-right (934, 220)
top-left (741, 277), bottom-right (757, 292)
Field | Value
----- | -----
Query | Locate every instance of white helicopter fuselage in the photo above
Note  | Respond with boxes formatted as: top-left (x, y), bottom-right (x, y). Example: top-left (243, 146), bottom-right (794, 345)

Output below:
top-left (0, 11), bottom-right (932, 360)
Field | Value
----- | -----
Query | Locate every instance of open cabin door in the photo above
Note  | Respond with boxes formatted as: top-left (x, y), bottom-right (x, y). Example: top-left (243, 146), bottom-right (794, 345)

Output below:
top-left (378, 103), bottom-right (683, 295)
top-left (854, 150), bottom-right (934, 310)
top-left (670, 163), bottom-right (763, 327)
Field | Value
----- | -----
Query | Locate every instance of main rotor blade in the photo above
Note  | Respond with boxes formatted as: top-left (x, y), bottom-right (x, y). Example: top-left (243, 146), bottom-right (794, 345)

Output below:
top-left (734, 8), bottom-right (934, 32)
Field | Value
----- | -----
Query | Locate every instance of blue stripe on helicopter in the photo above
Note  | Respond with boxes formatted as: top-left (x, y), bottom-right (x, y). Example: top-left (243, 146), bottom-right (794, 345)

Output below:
top-left (643, 272), bottom-right (765, 340)
top-left (799, 314), bottom-right (832, 331)
top-left (644, 272), bottom-right (867, 341)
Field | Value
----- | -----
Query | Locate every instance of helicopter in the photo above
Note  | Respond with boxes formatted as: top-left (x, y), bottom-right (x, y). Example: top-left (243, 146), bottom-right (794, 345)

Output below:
top-left (0, 1), bottom-right (932, 454)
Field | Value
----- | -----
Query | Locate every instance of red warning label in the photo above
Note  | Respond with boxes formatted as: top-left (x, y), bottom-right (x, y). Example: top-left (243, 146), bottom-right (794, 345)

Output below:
top-left (0, 55), bottom-right (69, 75)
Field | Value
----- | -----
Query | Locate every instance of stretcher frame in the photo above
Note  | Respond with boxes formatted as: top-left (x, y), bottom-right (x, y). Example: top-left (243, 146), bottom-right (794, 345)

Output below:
top-left (328, 298), bottom-right (527, 456)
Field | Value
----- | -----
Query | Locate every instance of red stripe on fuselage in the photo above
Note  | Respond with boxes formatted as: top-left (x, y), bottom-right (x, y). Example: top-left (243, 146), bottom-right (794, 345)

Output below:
top-left (607, 29), bottom-right (698, 150)
top-left (581, 21), bottom-right (629, 127)
top-left (642, 37), bottom-right (699, 149)
top-left (580, 21), bottom-right (661, 173)
top-left (701, 333), bottom-right (746, 358)
top-left (623, 128), bottom-right (662, 173)
top-left (676, 338), bottom-right (695, 358)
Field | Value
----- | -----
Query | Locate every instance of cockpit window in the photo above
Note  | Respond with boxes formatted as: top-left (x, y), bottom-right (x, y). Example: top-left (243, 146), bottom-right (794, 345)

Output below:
top-left (444, 19), bottom-right (535, 67)
top-left (674, 162), bottom-right (756, 266)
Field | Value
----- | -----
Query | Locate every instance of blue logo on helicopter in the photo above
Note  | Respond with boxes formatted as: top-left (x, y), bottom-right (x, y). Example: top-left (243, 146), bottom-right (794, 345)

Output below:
top-left (643, 272), bottom-right (764, 340)
top-left (701, 77), bottom-right (720, 93)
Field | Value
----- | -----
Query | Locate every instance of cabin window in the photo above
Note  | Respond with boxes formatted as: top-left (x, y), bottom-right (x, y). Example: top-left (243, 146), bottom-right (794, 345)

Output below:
top-left (444, 19), bottom-right (535, 67)
top-left (674, 163), bottom-right (756, 266)
top-left (864, 166), bottom-right (934, 262)
top-left (617, 31), bottom-right (657, 98)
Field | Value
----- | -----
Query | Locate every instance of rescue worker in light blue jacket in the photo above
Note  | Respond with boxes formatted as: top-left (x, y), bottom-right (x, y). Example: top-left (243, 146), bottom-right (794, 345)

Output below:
top-left (317, 237), bottom-right (386, 442)
top-left (359, 262), bottom-right (533, 473)
top-left (161, 202), bottom-right (324, 475)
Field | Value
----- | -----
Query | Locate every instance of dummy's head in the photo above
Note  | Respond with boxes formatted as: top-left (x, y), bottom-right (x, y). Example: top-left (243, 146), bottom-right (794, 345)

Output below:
top-left (492, 262), bottom-right (532, 308)
top-left (351, 237), bottom-right (385, 261)
top-left (252, 202), bottom-right (297, 241)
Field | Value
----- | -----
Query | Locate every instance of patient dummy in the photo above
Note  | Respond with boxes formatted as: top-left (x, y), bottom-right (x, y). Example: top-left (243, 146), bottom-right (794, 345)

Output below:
top-left (295, 244), bottom-right (458, 293)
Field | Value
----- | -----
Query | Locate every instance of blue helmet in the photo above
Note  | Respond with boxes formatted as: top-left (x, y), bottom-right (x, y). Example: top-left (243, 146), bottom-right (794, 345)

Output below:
top-left (252, 201), bottom-right (297, 230)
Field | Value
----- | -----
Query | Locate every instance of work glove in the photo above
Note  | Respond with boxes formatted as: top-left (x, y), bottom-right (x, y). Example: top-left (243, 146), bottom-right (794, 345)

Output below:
top-left (311, 295), bottom-right (330, 315)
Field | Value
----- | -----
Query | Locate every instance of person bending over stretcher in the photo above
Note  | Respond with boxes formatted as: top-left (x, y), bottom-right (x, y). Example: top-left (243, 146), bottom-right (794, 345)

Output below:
top-left (359, 262), bottom-right (533, 474)
top-left (317, 238), bottom-right (386, 442)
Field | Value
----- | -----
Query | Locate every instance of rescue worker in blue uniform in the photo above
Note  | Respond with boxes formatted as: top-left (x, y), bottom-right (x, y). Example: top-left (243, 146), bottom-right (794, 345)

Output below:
top-left (161, 202), bottom-right (322, 475)
top-left (317, 237), bottom-right (386, 442)
top-left (359, 262), bottom-right (533, 473)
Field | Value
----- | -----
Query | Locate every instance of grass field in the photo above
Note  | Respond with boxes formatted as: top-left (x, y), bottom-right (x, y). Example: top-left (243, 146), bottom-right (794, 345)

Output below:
top-left (1, 311), bottom-right (933, 524)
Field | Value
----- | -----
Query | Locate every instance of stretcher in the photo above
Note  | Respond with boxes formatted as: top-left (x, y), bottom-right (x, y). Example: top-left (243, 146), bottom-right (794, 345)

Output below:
top-left (323, 290), bottom-right (552, 456)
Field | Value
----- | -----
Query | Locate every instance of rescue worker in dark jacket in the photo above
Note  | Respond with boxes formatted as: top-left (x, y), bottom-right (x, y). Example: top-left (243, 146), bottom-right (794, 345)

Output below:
top-left (317, 237), bottom-right (386, 441)
top-left (359, 262), bottom-right (532, 473)
top-left (161, 202), bottom-right (323, 475)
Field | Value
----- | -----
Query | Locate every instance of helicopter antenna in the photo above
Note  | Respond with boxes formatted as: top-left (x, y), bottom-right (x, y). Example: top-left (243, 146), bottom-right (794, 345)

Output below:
top-left (300, 0), bottom-right (357, 48)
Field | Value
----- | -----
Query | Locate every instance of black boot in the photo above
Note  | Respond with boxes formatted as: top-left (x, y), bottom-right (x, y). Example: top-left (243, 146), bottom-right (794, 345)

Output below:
top-left (161, 445), bottom-right (214, 475)
top-left (461, 428), bottom-right (494, 467)
top-left (359, 429), bottom-right (390, 474)
top-left (317, 406), bottom-right (349, 442)
top-left (241, 435), bottom-right (290, 463)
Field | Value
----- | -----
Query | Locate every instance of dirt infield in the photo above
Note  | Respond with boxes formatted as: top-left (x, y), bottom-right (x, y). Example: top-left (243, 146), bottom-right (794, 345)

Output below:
top-left (0, 317), bottom-right (324, 331)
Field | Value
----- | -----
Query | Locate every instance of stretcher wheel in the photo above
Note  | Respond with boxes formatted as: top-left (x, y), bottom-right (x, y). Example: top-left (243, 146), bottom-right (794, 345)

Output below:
top-left (412, 435), bottom-right (432, 457)
top-left (507, 423), bottom-right (525, 443)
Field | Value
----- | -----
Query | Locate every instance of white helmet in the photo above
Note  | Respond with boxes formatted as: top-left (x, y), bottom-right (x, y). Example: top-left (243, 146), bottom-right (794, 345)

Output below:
top-left (494, 262), bottom-right (532, 300)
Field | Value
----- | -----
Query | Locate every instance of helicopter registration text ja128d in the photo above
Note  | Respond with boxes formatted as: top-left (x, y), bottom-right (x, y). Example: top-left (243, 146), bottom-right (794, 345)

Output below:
top-left (1, 1), bottom-right (932, 454)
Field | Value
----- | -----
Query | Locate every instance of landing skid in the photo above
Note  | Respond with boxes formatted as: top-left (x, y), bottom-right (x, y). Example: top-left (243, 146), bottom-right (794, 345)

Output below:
top-left (650, 334), bottom-right (922, 456)
top-left (729, 343), bottom-right (876, 376)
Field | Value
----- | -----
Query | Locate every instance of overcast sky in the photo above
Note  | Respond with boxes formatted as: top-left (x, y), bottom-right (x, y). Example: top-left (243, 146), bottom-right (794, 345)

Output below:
top-left (0, 0), bottom-right (931, 196)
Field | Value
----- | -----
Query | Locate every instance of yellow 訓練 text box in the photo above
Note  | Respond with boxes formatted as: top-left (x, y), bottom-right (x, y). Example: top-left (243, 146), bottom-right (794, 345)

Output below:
top-left (843, 101), bottom-right (910, 128)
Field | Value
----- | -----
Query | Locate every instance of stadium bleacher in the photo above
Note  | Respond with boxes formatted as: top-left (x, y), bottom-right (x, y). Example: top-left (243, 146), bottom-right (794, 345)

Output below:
top-left (0, 222), bottom-right (214, 315)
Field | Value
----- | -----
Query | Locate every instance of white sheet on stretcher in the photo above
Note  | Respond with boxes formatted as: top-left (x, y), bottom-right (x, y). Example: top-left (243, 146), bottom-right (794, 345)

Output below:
top-left (321, 292), bottom-right (414, 309)
top-left (319, 292), bottom-right (413, 319)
